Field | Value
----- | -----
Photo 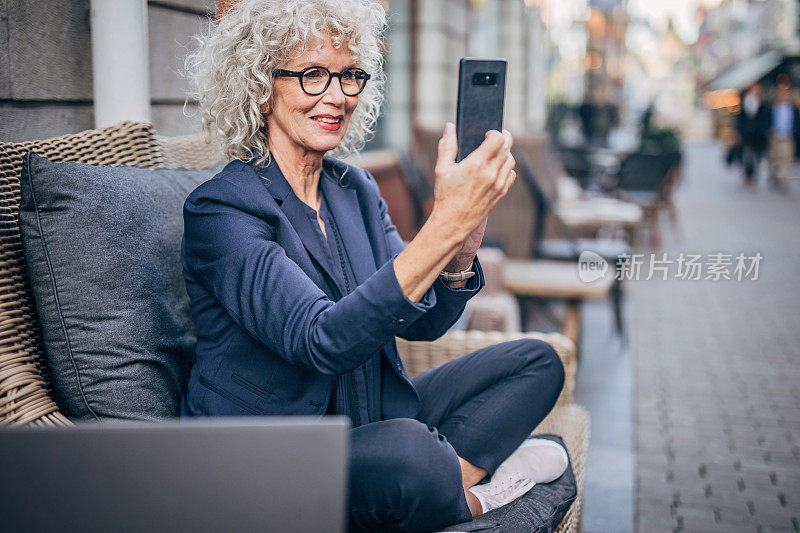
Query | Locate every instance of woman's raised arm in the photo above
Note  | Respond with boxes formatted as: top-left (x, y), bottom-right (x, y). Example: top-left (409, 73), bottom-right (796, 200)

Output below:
top-left (393, 123), bottom-right (516, 302)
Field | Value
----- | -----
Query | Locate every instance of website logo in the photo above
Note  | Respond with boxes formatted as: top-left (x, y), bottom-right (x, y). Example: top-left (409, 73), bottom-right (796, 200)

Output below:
top-left (578, 251), bottom-right (609, 283)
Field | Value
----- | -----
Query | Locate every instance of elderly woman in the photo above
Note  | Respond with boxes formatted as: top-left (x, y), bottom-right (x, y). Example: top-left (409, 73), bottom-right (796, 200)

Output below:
top-left (181, 1), bottom-right (566, 531)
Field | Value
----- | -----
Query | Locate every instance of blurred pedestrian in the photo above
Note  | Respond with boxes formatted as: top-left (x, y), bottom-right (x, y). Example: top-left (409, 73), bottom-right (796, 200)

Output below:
top-left (736, 85), bottom-right (769, 186)
top-left (641, 101), bottom-right (655, 133)
top-left (767, 86), bottom-right (800, 194)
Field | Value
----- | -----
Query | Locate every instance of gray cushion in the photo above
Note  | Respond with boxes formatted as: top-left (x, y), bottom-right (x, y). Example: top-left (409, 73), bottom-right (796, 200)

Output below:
top-left (19, 151), bottom-right (224, 421)
top-left (441, 435), bottom-right (577, 532)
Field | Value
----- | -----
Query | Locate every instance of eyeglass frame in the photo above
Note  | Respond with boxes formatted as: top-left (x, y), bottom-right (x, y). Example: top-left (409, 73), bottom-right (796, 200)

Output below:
top-left (272, 66), bottom-right (371, 96)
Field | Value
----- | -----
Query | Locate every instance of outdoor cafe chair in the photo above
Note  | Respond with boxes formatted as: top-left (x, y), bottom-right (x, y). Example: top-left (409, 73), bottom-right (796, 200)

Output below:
top-left (558, 146), bottom-right (594, 189)
top-left (610, 151), bottom-right (681, 248)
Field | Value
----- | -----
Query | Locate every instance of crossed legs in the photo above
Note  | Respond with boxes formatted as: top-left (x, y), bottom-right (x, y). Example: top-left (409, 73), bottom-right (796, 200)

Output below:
top-left (347, 338), bottom-right (565, 532)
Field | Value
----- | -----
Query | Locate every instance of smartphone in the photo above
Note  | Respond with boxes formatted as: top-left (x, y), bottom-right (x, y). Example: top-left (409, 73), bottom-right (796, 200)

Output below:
top-left (455, 58), bottom-right (507, 162)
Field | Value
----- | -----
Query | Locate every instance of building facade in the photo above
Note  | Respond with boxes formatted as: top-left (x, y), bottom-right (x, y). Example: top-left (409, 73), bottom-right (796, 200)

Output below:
top-left (0, 0), bottom-right (212, 142)
top-left (1, 0), bottom-right (561, 145)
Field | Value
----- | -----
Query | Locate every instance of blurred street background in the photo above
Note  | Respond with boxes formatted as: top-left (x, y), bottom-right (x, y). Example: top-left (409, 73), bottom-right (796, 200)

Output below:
top-left (3, 0), bottom-right (800, 531)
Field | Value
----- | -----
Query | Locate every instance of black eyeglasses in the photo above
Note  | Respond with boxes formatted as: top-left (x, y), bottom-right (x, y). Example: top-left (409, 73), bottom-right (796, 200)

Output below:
top-left (272, 66), bottom-right (371, 96)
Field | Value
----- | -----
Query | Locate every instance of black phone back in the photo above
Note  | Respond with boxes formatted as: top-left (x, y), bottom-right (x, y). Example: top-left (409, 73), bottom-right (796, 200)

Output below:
top-left (456, 58), bottom-right (507, 162)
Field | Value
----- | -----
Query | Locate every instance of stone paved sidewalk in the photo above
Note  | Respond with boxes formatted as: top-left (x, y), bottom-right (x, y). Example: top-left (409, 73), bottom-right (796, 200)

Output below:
top-left (575, 300), bottom-right (635, 533)
top-left (633, 143), bottom-right (800, 532)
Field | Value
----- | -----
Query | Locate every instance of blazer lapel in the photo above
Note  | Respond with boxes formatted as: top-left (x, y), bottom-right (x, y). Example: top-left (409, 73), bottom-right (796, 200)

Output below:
top-left (320, 159), bottom-right (377, 285)
top-left (253, 158), bottom-right (338, 290)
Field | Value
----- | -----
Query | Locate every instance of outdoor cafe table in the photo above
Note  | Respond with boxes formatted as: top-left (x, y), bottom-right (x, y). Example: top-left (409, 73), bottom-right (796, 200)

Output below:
top-left (503, 259), bottom-right (615, 357)
top-left (557, 196), bottom-right (643, 231)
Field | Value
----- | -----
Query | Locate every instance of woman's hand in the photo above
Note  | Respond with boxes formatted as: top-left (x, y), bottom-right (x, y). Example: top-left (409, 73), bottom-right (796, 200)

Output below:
top-left (434, 123), bottom-right (515, 272)
top-left (430, 123), bottom-right (515, 242)
top-left (391, 123), bottom-right (515, 302)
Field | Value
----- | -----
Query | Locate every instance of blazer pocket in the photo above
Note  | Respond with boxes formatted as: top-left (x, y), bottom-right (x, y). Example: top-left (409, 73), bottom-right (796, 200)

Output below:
top-left (198, 375), bottom-right (260, 414)
top-left (231, 372), bottom-right (276, 400)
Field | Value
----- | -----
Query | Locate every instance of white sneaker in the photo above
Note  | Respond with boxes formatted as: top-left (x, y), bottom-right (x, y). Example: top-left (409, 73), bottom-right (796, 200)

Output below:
top-left (494, 438), bottom-right (569, 485)
top-left (468, 470), bottom-right (535, 514)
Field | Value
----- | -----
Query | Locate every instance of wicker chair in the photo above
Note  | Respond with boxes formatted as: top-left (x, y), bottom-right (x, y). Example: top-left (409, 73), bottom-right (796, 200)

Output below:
top-left (0, 122), bottom-right (589, 532)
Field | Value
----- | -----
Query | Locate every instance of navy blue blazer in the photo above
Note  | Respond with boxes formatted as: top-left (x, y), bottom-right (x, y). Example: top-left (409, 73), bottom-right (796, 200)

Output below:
top-left (180, 156), bottom-right (484, 420)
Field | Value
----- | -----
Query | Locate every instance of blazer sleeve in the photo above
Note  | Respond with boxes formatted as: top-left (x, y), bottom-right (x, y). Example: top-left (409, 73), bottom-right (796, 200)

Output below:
top-left (367, 174), bottom-right (484, 341)
top-left (182, 180), bottom-right (438, 376)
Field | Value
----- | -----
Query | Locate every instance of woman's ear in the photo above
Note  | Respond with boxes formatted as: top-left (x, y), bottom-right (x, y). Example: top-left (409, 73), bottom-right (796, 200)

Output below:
top-left (260, 95), bottom-right (272, 116)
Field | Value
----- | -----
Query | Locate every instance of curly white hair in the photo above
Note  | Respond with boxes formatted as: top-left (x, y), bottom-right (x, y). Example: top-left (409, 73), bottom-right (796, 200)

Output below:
top-left (185, 0), bottom-right (386, 162)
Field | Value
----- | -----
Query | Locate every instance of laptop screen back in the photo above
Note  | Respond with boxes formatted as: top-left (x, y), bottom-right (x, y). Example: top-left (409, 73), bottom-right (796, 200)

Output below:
top-left (0, 417), bottom-right (349, 533)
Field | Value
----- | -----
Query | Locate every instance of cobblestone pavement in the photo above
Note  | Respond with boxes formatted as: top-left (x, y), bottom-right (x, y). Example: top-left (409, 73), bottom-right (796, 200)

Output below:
top-left (633, 143), bottom-right (800, 532)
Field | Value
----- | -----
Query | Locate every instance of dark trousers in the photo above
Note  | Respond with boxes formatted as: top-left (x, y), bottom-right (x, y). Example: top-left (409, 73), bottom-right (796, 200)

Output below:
top-left (741, 144), bottom-right (764, 181)
top-left (347, 338), bottom-right (565, 533)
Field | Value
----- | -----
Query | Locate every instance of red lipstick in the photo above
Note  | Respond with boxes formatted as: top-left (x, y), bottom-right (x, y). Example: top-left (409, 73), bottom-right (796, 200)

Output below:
top-left (311, 114), bottom-right (343, 131)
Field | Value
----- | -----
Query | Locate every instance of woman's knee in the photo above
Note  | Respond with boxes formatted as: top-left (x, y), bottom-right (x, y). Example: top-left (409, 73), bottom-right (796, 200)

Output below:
top-left (517, 339), bottom-right (564, 376)
top-left (513, 338), bottom-right (565, 393)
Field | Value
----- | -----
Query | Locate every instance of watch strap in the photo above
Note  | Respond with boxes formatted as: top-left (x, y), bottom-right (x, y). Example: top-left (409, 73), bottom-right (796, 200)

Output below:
top-left (440, 268), bottom-right (476, 282)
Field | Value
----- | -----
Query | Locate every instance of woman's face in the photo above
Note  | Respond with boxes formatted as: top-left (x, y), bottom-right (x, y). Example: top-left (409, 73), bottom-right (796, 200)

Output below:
top-left (267, 36), bottom-right (359, 156)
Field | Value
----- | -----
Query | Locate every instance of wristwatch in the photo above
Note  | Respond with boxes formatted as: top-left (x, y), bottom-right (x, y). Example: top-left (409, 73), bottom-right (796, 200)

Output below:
top-left (440, 267), bottom-right (475, 282)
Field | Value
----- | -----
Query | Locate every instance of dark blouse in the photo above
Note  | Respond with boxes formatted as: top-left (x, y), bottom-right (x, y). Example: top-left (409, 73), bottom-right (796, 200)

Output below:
top-left (295, 191), bottom-right (381, 427)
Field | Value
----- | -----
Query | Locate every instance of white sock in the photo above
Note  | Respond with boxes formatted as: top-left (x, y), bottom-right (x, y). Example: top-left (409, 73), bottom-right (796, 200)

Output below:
top-left (468, 487), bottom-right (488, 514)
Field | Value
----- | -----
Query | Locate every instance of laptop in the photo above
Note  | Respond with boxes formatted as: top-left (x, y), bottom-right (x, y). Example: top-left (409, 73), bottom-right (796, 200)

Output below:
top-left (0, 416), bottom-right (350, 533)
